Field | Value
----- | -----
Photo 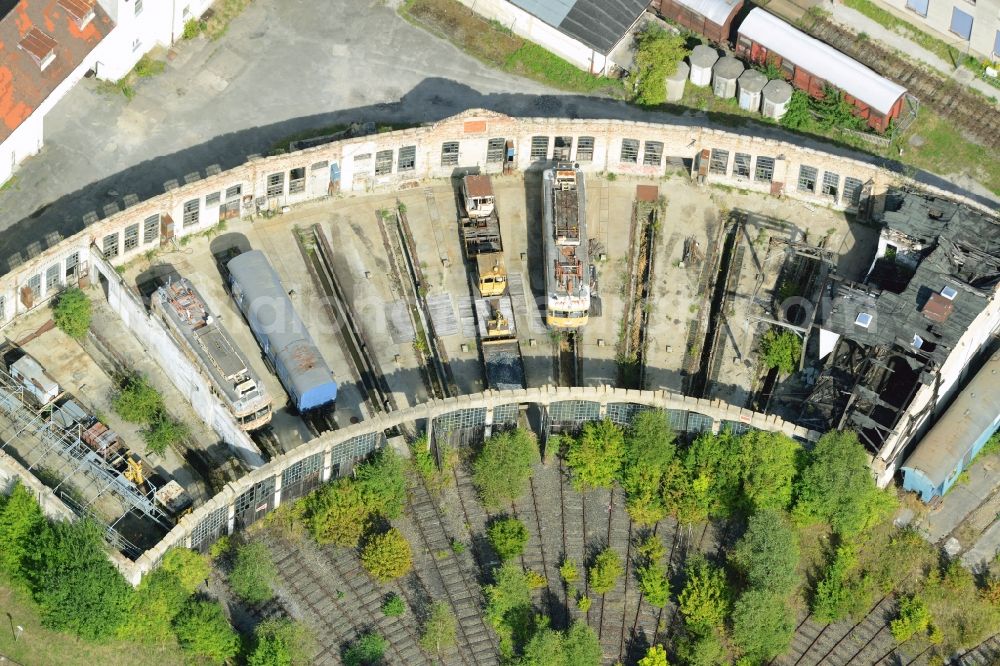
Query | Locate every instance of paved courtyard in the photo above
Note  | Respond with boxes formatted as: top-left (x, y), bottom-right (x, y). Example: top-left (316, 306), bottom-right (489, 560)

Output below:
top-left (0, 0), bottom-right (996, 275)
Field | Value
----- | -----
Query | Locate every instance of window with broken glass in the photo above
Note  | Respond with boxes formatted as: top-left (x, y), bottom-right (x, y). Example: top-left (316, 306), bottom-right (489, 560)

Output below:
top-left (576, 136), bottom-right (595, 162)
top-left (798, 165), bottom-right (818, 193)
top-left (182, 199), bottom-right (200, 227)
top-left (709, 149), bottom-right (729, 175)
top-left (289, 167), bottom-right (306, 194)
top-left (375, 150), bottom-right (393, 176)
top-left (124, 223), bottom-right (139, 251)
top-left (755, 156), bottom-right (775, 182)
top-left (530, 136), bottom-right (549, 161)
top-left (821, 171), bottom-right (840, 198)
top-left (266, 172), bottom-right (284, 197)
top-left (441, 141), bottom-right (459, 166)
top-left (103, 233), bottom-right (120, 259)
top-left (843, 177), bottom-right (864, 208)
top-left (45, 264), bottom-right (61, 292)
top-left (398, 146), bottom-right (416, 172)
top-left (487, 138), bottom-right (505, 163)
top-left (643, 141), bottom-right (663, 166)
top-left (620, 139), bottom-right (639, 163)
top-left (143, 215), bottom-right (160, 244)
top-left (734, 153), bottom-right (751, 178)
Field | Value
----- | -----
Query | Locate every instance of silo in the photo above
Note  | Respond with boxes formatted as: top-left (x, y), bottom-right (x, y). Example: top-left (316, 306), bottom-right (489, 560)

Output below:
top-left (737, 69), bottom-right (767, 112)
top-left (761, 79), bottom-right (794, 119)
top-left (712, 56), bottom-right (744, 98)
top-left (689, 45), bottom-right (719, 87)
top-left (666, 61), bottom-right (689, 102)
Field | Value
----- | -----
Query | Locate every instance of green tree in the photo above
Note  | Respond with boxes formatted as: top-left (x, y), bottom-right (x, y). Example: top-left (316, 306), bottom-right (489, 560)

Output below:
top-left (676, 626), bottom-right (727, 666)
top-left (780, 90), bottom-right (814, 130)
top-left (473, 428), bottom-right (540, 509)
top-left (730, 509), bottom-right (800, 595)
top-left (159, 547), bottom-right (210, 593)
top-left (382, 593), bottom-right (406, 617)
top-left (759, 328), bottom-right (802, 375)
top-left (562, 621), bottom-right (601, 666)
top-left (343, 631), bottom-right (388, 666)
top-left (559, 558), bottom-right (579, 584)
top-left (304, 479), bottom-right (371, 546)
top-left (488, 517), bottom-right (530, 561)
top-left (637, 563), bottom-right (670, 608)
top-left (812, 544), bottom-right (872, 623)
top-left (419, 601), bottom-right (458, 656)
top-left (622, 411), bottom-right (677, 525)
top-left (564, 419), bottom-right (625, 491)
top-left (121, 567), bottom-right (188, 642)
top-left (0, 480), bottom-right (46, 584)
top-left (172, 599), bottom-right (240, 665)
top-left (731, 589), bottom-right (795, 663)
top-left (678, 555), bottom-right (731, 632)
top-left (355, 448), bottom-right (408, 520)
top-left (680, 430), bottom-right (743, 520)
top-left (485, 562), bottom-right (534, 657)
top-left (891, 595), bottom-right (932, 643)
top-left (29, 519), bottom-right (134, 640)
top-left (739, 430), bottom-right (799, 513)
top-left (588, 548), bottom-right (622, 595)
top-left (794, 431), bottom-right (896, 537)
top-left (229, 541), bottom-right (277, 604)
top-left (629, 26), bottom-right (688, 106)
top-left (638, 643), bottom-right (670, 666)
top-left (248, 618), bottom-right (309, 666)
top-left (361, 528), bottom-right (413, 582)
top-left (519, 626), bottom-right (565, 665)
top-left (52, 287), bottom-right (92, 339)
top-left (112, 373), bottom-right (164, 424)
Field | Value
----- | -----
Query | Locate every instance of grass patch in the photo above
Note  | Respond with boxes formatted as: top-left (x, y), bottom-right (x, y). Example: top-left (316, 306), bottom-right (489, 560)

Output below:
top-left (0, 175), bottom-right (17, 192)
top-left (841, 0), bottom-right (961, 66)
top-left (0, 584), bottom-right (186, 666)
top-left (892, 106), bottom-right (1000, 195)
top-left (202, 0), bottom-right (254, 40)
top-left (401, 0), bottom-right (623, 95)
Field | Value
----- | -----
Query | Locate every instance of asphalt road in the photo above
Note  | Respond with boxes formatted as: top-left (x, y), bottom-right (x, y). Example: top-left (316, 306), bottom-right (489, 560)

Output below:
top-left (0, 0), bottom-right (994, 276)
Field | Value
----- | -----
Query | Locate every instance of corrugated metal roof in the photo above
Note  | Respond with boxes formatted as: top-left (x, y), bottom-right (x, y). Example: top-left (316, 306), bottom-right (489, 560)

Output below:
top-left (738, 9), bottom-right (906, 115)
top-left (511, 0), bottom-right (649, 54)
top-left (902, 353), bottom-right (1000, 487)
top-left (671, 0), bottom-right (741, 27)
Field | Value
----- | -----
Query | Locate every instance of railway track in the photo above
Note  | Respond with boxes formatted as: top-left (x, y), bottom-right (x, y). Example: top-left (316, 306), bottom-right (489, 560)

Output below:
top-left (404, 474), bottom-right (501, 665)
top-left (617, 191), bottom-right (660, 389)
top-left (777, 595), bottom-right (898, 666)
top-left (557, 331), bottom-right (580, 387)
top-left (269, 536), bottom-right (432, 665)
top-left (804, 16), bottom-right (1000, 150)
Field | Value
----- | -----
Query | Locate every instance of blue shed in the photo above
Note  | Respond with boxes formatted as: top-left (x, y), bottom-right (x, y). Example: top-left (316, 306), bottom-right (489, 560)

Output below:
top-left (227, 250), bottom-right (338, 412)
top-left (901, 352), bottom-right (1000, 502)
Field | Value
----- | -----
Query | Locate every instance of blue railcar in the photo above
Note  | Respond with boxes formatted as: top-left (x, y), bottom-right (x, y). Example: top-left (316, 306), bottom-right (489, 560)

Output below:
top-left (226, 250), bottom-right (337, 412)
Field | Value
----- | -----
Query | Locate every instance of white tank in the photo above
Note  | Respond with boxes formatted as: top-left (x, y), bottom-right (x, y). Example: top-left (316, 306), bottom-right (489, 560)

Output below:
top-left (689, 45), bottom-right (719, 87)
top-left (666, 61), bottom-right (690, 102)
top-left (762, 79), bottom-right (794, 119)
top-left (737, 69), bottom-right (767, 112)
top-left (712, 57), bottom-right (745, 99)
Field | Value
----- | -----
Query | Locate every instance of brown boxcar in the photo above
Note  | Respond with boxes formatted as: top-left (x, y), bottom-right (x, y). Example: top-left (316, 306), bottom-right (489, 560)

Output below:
top-left (653, 0), bottom-right (743, 44)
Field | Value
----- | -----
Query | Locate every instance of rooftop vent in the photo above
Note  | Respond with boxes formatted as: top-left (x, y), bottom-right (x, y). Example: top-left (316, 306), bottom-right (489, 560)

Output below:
top-left (18, 28), bottom-right (57, 71)
top-left (855, 313), bottom-right (873, 329)
top-left (928, 207), bottom-right (944, 220)
top-left (58, 0), bottom-right (95, 28)
top-left (911, 334), bottom-right (924, 349)
top-left (941, 285), bottom-right (958, 300)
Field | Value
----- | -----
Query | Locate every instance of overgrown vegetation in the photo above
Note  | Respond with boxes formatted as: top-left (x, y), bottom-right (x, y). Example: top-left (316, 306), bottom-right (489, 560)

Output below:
top-left (588, 548), bottom-right (622, 595)
top-left (487, 517), bottom-right (529, 561)
top-left (564, 419), bottom-right (625, 490)
top-left (111, 372), bottom-right (188, 455)
top-left (419, 600), bottom-right (457, 656)
top-left (629, 26), bottom-right (688, 106)
top-left (473, 428), bottom-right (540, 509)
top-left (360, 528), bottom-right (413, 582)
top-left (759, 328), bottom-right (802, 376)
top-left (343, 631), bottom-right (388, 666)
top-left (52, 287), bottom-right (92, 339)
top-left (228, 541), bottom-right (277, 604)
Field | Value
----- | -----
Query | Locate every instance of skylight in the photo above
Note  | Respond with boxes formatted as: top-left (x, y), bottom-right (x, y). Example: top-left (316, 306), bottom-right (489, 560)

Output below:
top-left (941, 286), bottom-right (958, 300)
top-left (855, 313), bottom-right (873, 328)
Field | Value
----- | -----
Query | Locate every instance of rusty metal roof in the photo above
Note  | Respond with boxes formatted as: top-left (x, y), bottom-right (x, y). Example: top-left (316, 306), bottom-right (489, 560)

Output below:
top-left (0, 0), bottom-right (113, 143)
top-left (463, 175), bottom-right (494, 199)
top-left (56, 0), bottom-right (94, 24)
top-left (921, 292), bottom-right (954, 322)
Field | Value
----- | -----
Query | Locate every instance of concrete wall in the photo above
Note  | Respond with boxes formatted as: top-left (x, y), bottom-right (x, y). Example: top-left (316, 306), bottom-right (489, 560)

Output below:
top-left (873, 0), bottom-right (1000, 60)
top-left (88, 247), bottom-right (265, 468)
top-left (453, 0), bottom-right (613, 73)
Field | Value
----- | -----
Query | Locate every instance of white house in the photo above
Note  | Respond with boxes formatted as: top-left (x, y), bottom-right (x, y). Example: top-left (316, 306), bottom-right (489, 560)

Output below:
top-left (0, 0), bottom-right (213, 186)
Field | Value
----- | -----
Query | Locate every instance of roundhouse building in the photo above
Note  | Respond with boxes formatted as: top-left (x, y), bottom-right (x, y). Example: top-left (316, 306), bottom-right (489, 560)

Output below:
top-left (736, 8), bottom-right (907, 131)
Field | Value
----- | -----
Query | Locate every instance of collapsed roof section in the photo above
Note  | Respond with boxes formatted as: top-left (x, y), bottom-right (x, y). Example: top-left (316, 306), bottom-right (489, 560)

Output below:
top-left (803, 189), bottom-right (1000, 451)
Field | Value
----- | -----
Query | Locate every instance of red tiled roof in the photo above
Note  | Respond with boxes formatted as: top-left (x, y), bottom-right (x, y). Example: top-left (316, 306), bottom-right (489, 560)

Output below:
top-left (0, 0), bottom-right (113, 142)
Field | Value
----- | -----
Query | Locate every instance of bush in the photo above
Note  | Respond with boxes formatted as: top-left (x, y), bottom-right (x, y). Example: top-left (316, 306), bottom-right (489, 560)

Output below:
top-left (382, 593), bottom-right (406, 617)
top-left (228, 541), bottom-right (277, 604)
top-left (577, 594), bottom-right (592, 612)
top-left (52, 287), bottom-right (91, 339)
top-left (304, 479), bottom-right (370, 546)
top-left (760, 328), bottom-right (802, 375)
top-left (248, 618), bottom-right (309, 666)
top-left (487, 517), bottom-right (529, 561)
top-left (562, 621), bottom-right (601, 665)
top-left (419, 601), bottom-right (457, 655)
top-left (588, 548), bottom-right (622, 595)
top-left (629, 26), bottom-right (688, 106)
top-left (781, 90), bottom-right (813, 130)
top-left (361, 528), bottom-right (413, 582)
top-left (564, 419), bottom-right (625, 491)
top-left (112, 373), bottom-right (164, 424)
top-left (559, 558), bottom-right (579, 584)
top-left (485, 562), bottom-right (533, 657)
top-left (159, 547), bottom-right (210, 594)
top-left (678, 555), bottom-right (731, 632)
top-left (638, 644), bottom-right (669, 666)
top-left (143, 415), bottom-right (189, 455)
top-left (472, 428), bottom-right (540, 509)
top-left (172, 599), bottom-right (240, 665)
top-left (343, 631), bottom-right (388, 666)
top-left (739, 430), bottom-right (799, 513)
top-left (731, 589), bottom-right (795, 663)
top-left (676, 626), bottom-right (727, 666)
top-left (0, 481), bottom-right (46, 584)
top-left (730, 509), bottom-right (800, 596)
top-left (355, 449), bottom-right (408, 520)
top-left (182, 18), bottom-right (203, 39)
top-left (621, 411), bottom-right (677, 525)
top-left (891, 595), bottom-right (932, 643)
top-left (812, 544), bottom-right (872, 623)
top-left (637, 564), bottom-right (670, 608)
